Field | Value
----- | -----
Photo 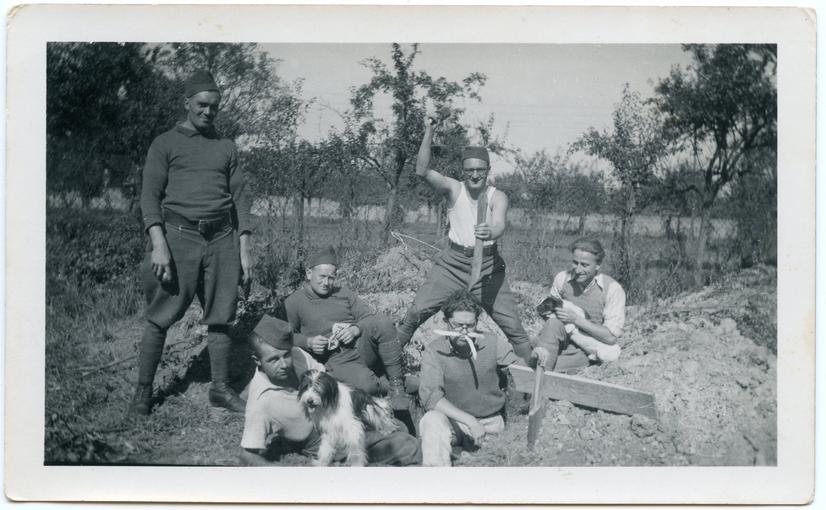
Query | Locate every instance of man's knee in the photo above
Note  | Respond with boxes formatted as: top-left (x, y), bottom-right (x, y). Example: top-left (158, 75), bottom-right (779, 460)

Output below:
top-left (539, 317), bottom-right (567, 346)
top-left (418, 410), bottom-right (450, 438)
top-left (327, 364), bottom-right (381, 395)
top-left (387, 432), bottom-right (422, 465)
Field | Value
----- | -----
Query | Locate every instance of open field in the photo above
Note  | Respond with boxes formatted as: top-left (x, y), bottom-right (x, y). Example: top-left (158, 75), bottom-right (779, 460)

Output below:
top-left (44, 209), bottom-right (772, 466)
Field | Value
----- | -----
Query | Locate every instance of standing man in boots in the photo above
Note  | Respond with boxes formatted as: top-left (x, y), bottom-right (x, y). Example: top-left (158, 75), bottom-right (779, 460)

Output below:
top-left (396, 115), bottom-right (549, 366)
top-left (131, 69), bottom-right (252, 415)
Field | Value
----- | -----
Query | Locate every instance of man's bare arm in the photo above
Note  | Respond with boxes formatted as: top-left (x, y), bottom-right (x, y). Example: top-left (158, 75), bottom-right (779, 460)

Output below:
top-left (475, 189), bottom-right (509, 241)
top-left (238, 447), bottom-right (276, 466)
top-left (416, 120), bottom-right (459, 196)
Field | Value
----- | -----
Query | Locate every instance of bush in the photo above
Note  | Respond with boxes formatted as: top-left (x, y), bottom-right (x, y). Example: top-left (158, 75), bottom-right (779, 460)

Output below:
top-left (47, 208), bottom-right (145, 286)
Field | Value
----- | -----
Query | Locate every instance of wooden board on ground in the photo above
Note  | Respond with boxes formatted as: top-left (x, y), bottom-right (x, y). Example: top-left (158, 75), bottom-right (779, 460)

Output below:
top-left (509, 364), bottom-right (657, 420)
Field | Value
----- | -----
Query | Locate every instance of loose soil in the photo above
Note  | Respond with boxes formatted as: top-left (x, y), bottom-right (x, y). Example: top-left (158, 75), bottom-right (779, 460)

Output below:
top-left (49, 246), bottom-right (776, 467)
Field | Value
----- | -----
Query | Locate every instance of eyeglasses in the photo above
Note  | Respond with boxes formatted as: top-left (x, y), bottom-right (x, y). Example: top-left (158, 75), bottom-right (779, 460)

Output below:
top-left (448, 320), bottom-right (476, 332)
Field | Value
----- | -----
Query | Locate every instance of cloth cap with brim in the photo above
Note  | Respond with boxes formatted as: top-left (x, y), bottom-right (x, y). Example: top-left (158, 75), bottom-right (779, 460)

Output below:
top-left (252, 315), bottom-right (293, 350)
top-left (461, 146), bottom-right (490, 164)
top-left (308, 245), bottom-right (338, 268)
top-left (184, 70), bottom-right (219, 97)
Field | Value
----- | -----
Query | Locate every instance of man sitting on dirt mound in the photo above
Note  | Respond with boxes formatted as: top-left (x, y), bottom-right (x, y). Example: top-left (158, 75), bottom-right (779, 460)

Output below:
top-left (285, 246), bottom-right (413, 413)
top-left (239, 315), bottom-right (420, 466)
top-left (396, 114), bottom-right (536, 363)
top-left (536, 238), bottom-right (626, 373)
top-left (418, 289), bottom-right (530, 466)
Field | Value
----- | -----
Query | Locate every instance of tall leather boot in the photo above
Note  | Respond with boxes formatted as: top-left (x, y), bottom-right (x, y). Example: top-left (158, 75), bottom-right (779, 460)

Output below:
top-left (129, 383), bottom-right (153, 415)
top-left (209, 382), bottom-right (246, 413)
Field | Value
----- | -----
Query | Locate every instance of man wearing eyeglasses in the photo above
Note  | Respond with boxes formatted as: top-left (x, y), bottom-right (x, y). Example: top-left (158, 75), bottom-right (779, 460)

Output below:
top-left (396, 115), bottom-right (549, 367)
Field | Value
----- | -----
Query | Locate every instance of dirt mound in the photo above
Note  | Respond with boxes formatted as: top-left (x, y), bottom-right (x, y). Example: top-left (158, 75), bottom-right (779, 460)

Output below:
top-left (364, 264), bottom-right (777, 466)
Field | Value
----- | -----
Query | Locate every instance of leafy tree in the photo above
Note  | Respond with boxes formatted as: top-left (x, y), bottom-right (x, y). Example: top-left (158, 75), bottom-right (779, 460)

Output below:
top-left (571, 84), bottom-right (672, 289)
top-left (651, 44), bottom-right (776, 283)
top-left (348, 43), bottom-right (486, 244)
top-left (47, 42), bottom-right (179, 207)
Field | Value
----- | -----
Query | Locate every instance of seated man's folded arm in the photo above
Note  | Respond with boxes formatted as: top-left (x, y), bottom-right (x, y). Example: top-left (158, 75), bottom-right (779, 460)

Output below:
top-left (285, 299), bottom-right (310, 350)
top-left (496, 336), bottom-right (525, 367)
top-left (347, 290), bottom-right (376, 334)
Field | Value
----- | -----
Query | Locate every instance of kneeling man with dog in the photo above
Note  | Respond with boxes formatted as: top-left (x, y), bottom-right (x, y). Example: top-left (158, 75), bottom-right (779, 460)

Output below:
top-left (239, 315), bottom-right (420, 466)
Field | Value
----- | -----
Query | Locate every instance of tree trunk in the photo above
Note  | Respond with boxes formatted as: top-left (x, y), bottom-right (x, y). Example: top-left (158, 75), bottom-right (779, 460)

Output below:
top-left (294, 196), bottom-right (305, 255)
top-left (694, 208), bottom-right (709, 286)
top-left (577, 214), bottom-right (586, 235)
top-left (382, 186), bottom-right (398, 245)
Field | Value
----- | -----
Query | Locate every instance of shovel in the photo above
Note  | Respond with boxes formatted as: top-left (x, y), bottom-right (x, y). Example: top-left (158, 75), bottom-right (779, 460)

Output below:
top-left (467, 188), bottom-right (488, 291)
top-left (527, 360), bottom-right (547, 450)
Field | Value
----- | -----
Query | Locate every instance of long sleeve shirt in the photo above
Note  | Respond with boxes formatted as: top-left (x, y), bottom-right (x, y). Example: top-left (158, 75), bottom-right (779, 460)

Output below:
top-left (419, 332), bottom-right (523, 418)
top-left (140, 124), bottom-right (251, 234)
top-left (284, 283), bottom-right (376, 353)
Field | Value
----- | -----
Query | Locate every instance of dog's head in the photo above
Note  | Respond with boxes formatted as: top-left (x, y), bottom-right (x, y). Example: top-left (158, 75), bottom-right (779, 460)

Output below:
top-left (297, 370), bottom-right (339, 418)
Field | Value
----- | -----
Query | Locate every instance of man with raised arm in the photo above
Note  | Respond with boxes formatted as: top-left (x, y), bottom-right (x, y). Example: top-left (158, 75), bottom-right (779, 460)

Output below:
top-left (396, 114), bottom-right (549, 366)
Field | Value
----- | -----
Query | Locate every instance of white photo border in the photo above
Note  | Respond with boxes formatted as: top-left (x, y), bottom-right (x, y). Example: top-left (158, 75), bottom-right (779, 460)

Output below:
top-left (5, 4), bottom-right (815, 504)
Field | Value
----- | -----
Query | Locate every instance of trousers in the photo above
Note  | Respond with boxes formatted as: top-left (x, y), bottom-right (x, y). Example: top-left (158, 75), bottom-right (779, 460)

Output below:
top-left (397, 247), bottom-right (532, 360)
top-left (324, 315), bottom-right (403, 395)
top-left (419, 409), bottom-right (505, 466)
top-left (137, 223), bottom-right (240, 385)
top-left (536, 317), bottom-right (591, 373)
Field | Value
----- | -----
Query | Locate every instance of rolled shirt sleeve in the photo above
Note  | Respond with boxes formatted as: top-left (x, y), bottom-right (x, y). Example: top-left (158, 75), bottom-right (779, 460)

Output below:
top-left (549, 270), bottom-right (568, 300)
top-left (240, 394), bottom-right (283, 450)
top-left (418, 346), bottom-right (445, 411)
top-left (602, 279), bottom-right (627, 338)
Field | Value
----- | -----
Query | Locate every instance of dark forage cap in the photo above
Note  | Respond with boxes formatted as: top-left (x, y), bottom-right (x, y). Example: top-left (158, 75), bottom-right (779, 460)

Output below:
top-left (307, 245), bottom-right (338, 269)
top-left (253, 315), bottom-right (293, 350)
top-left (184, 70), bottom-right (219, 97)
top-left (461, 146), bottom-right (490, 163)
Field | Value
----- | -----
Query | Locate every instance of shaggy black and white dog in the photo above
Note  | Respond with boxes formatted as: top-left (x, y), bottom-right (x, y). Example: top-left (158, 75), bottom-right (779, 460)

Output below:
top-left (297, 370), bottom-right (397, 466)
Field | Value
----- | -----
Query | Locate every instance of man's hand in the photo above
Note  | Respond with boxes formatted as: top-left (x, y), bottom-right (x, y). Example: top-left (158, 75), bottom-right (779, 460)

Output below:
top-left (554, 307), bottom-right (579, 326)
top-left (531, 346), bottom-right (550, 367)
top-left (465, 417), bottom-right (486, 444)
top-left (307, 335), bottom-right (328, 355)
top-left (331, 325), bottom-right (360, 346)
top-left (148, 225), bottom-right (172, 282)
top-left (239, 233), bottom-right (253, 285)
top-left (474, 222), bottom-right (492, 240)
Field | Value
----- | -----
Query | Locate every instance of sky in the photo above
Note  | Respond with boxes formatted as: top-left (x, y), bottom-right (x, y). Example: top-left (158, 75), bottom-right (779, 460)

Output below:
top-left (264, 43), bottom-right (694, 174)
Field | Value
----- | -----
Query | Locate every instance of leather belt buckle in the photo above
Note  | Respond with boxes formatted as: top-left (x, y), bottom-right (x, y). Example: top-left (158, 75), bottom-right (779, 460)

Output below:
top-left (197, 218), bottom-right (212, 235)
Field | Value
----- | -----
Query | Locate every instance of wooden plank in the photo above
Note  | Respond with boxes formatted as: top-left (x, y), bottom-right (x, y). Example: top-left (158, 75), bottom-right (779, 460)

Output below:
top-left (508, 364), bottom-right (657, 420)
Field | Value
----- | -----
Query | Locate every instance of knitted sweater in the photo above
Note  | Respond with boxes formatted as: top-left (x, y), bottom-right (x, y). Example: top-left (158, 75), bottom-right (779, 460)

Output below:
top-left (419, 332), bottom-right (522, 418)
top-left (141, 123), bottom-right (251, 233)
top-left (284, 283), bottom-right (375, 354)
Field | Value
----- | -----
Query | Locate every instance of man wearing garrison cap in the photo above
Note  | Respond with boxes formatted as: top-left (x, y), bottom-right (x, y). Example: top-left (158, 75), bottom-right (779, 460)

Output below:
top-left (284, 246), bottom-right (414, 417)
top-left (239, 316), bottom-right (421, 466)
top-left (131, 69), bottom-right (253, 415)
top-left (396, 114), bottom-right (552, 367)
